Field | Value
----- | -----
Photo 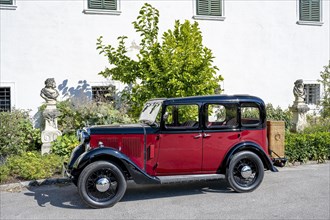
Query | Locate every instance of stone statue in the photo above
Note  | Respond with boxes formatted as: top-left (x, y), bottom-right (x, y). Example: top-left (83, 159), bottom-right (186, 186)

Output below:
top-left (40, 78), bottom-right (59, 104)
top-left (40, 78), bottom-right (62, 154)
top-left (290, 79), bottom-right (309, 133)
top-left (293, 79), bottom-right (305, 104)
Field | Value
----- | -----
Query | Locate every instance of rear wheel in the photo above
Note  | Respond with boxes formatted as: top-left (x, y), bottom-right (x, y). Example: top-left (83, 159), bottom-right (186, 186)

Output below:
top-left (78, 161), bottom-right (127, 208)
top-left (226, 151), bottom-right (264, 192)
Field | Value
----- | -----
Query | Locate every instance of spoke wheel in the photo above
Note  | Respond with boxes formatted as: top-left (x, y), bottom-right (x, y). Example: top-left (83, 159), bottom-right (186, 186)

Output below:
top-left (226, 151), bottom-right (264, 192)
top-left (78, 161), bottom-right (126, 208)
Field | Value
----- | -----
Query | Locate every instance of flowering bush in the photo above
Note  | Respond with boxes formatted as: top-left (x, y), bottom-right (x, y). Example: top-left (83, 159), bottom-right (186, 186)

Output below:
top-left (0, 109), bottom-right (41, 161)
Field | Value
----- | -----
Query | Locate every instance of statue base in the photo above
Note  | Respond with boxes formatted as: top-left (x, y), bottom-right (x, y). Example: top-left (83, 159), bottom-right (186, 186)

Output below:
top-left (41, 103), bottom-right (62, 155)
top-left (289, 103), bottom-right (309, 133)
top-left (41, 130), bottom-right (62, 155)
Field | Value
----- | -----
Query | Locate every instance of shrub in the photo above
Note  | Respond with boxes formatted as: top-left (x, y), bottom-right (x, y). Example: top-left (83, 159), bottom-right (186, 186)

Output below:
top-left (0, 165), bottom-right (10, 183)
top-left (56, 99), bottom-right (134, 134)
top-left (266, 104), bottom-right (292, 130)
top-left (319, 61), bottom-right (330, 118)
top-left (0, 109), bottom-right (42, 161)
top-left (0, 151), bottom-right (63, 183)
top-left (51, 134), bottom-right (79, 160)
top-left (285, 132), bottom-right (330, 163)
top-left (303, 117), bottom-right (330, 133)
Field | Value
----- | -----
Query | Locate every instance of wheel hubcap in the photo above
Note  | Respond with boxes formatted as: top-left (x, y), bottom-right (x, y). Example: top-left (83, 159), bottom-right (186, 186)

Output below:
top-left (241, 165), bottom-right (252, 179)
top-left (95, 177), bottom-right (110, 192)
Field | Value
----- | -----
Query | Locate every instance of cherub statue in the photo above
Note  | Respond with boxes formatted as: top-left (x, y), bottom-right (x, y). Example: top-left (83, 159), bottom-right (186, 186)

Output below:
top-left (40, 78), bottom-right (59, 104)
top-left (293, 79), bottom-right (305, 103)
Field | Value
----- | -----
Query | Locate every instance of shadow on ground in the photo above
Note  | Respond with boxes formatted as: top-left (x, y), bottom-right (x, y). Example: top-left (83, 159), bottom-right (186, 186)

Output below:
top-left (24, 179), bottom-right (232, 209)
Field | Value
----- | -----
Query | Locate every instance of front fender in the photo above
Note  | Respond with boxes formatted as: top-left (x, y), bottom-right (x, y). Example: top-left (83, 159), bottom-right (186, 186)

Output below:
top-left (73, 147), bottom-right (160, 184)
top-left (220, 141), bottom-right (278, 174)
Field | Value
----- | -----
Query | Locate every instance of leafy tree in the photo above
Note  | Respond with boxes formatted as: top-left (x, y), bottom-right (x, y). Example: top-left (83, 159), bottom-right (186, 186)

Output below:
top-left (97, 3), bottom-right (223, 117)
top-left (319, 61), bottom-right (330, 118)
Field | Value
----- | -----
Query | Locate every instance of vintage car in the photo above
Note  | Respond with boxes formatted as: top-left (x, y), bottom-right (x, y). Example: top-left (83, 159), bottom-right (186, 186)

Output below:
top-left (65, 95), bottom-right (278, 208)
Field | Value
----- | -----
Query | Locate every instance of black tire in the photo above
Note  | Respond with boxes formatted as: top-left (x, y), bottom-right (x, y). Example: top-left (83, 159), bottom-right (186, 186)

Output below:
top-left (78, 161), bottom-right (127, 208)
top-left (226, 151), bottom-right (264, 193)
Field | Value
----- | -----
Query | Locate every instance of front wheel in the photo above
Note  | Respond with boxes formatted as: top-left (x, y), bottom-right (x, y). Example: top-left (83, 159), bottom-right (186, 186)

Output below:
top-left (78, 161), bottom-right (127, 208)
top-left (226, 151), bottom-right (264, 193)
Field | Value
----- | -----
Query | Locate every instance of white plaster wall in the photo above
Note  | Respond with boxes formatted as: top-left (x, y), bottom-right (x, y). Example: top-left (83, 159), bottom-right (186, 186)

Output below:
top-left (0, 0), bottom-right (329, 115)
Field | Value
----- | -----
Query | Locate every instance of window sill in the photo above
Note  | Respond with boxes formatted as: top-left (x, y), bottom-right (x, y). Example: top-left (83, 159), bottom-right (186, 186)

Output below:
top-left (193, 15), bottom-right (225, 21)
top-left (297, 20), bottom-right (323, 26)
top-left (83, 9), bottom-right (121, 15)
top-left (0, 4), bottom-right (17, 10)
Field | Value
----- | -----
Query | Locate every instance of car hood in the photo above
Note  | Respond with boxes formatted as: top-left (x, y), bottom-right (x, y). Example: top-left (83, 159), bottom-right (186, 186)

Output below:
top-left (87, 123), bottom-right (158, 135)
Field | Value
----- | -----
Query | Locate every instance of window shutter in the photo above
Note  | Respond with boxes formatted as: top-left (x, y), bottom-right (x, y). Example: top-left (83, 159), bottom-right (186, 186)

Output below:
top-left (300, 0), bottom-right (320, 21)
top-left (0, 0), bottom-right (13, 5)
top-left (197, 0), bottom-right (222, 16)
top-left (89, 0), bottom-right (116, 10)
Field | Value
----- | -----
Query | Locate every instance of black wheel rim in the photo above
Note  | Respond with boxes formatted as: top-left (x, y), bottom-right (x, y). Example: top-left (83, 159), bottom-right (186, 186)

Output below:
top-left (86, 168), bottom-right (119, 202)
top-left (232, 158), bottom-right (258, 187)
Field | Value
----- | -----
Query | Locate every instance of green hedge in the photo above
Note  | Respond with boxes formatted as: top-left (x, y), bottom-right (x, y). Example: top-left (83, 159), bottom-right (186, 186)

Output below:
top-left (56, 99), bottom-right (134, 135)
top-left (0, 151), bottom-right (63, 183)
top-left (0, 109), bottom-right (42, 160)
top-left (285, 132), bottom-right (330, 163)
top-left (51, 134), bottom-right (79, 161)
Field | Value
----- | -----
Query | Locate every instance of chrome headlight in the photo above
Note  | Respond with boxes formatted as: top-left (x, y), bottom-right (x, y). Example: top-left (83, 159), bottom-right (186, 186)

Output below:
top-left (76, 129), bottom-right (90, 144)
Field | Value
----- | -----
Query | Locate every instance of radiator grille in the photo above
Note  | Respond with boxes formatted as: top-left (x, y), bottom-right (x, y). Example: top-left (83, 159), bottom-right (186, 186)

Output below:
top-left (122, 137), bottom-right (142, 158)
top-left (99, 138), bottom-right (119, 149)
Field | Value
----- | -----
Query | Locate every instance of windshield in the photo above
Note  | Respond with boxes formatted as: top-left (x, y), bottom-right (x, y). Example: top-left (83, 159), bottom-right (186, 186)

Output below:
top-left (139, 100), bottom-right (163, 125)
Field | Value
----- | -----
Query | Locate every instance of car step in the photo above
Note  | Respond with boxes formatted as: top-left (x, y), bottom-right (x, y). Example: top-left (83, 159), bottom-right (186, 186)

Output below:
top-left (157, 174), bottom-right (225, 184)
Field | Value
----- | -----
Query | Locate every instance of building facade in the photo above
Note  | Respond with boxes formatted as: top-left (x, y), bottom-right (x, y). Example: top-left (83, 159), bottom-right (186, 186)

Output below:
top-left (0, 0), bottom-right (329, 115)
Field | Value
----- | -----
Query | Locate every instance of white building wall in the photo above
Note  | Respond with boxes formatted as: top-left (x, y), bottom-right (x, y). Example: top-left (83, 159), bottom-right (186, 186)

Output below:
top-left (0, 0), bottom-right (329, 114)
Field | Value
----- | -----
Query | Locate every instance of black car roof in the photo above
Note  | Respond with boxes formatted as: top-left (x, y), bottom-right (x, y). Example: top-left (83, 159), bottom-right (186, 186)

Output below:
top-left (149, 94), bottom-right (265, 105)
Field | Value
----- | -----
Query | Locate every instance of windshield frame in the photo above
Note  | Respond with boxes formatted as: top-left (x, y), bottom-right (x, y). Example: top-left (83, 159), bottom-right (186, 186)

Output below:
top-left (139, 100), bottom-right (163, 125)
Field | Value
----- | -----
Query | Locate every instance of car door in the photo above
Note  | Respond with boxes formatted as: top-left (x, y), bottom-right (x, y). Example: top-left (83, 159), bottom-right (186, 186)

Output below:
top-left (155, 104), bottom-right (203, 175)
top-left (201, 103), bottom-right (241, 172)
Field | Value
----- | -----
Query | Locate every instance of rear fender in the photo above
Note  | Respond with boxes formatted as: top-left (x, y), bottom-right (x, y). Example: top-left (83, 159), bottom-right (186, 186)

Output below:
top-left (73, 147), bottom-right (160, 184)
top-left (220, 141), bottom-right (278, 174)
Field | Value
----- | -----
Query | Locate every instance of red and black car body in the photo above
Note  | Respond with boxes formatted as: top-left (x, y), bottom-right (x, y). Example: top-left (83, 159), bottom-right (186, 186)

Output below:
top-left (65, 95), bottom-right (278, 208)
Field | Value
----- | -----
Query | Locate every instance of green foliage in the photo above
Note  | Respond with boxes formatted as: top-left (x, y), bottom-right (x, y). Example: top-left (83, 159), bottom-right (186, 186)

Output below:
top-left (266, 104), bottom-right (292, 130)
top-left (285, 132), bottom-right (330, 163)
top-left (319, 61), bottom-right (330, 118)
top-left (51, 134), bottom-right (79, 160)
top-left (304, 117), bottom-right (330, 133)
top-left (0, 109), bottom-right (42, 160)
top-left (0, 164), bottom-right (10, 183)
top-left (97, 3), bottom-right (223, 117)
top-left (56, 99), bottom-right (133, 134)
top-left (0, 151), bottom-right (63, 183)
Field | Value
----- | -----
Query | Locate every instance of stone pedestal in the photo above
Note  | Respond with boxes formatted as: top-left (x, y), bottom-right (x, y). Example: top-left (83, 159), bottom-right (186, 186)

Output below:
top-left (290, 103), bottom-right (309, 133)
top-left (41, 104), bottom-right (62, 154)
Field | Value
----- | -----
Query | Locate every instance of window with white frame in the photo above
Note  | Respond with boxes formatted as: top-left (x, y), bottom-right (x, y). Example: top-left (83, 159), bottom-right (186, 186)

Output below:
top-left (0, 0), bottom-right (17, 10)
top-left (83, 0), bottom-right (121, 15)
top-left (298, 0), bottom-right (322, 25)
top-left (0, 87), bottom-right (11, 112)
top-left (304, 83), bottom-right (321, 105)
top-left (193, 0), bottom-right (225, 21)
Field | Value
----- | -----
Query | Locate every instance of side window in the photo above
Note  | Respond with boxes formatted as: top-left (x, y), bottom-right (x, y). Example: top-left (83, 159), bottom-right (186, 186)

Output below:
top-left (206, 104), bottom-right (238, 128)
top-left (241, 103), bottom-right (261, 127)
top-left (164, 104), bottom-right (199, 129)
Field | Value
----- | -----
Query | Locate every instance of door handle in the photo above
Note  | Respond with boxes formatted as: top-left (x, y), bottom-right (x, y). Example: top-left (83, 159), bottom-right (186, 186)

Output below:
top-left (194, 133), bottom-right (202, 139)
top-left (203, 133), bottom-right (211, 138)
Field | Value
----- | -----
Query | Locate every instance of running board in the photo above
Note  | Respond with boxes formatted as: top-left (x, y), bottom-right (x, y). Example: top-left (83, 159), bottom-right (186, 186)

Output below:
top-left (157, 174), bottom-right (225, 184)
